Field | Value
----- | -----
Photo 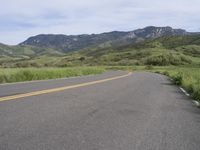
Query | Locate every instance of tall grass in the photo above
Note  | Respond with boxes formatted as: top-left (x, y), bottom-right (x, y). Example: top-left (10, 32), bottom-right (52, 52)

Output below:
top-left (0, 67), bottom-right (105, 83)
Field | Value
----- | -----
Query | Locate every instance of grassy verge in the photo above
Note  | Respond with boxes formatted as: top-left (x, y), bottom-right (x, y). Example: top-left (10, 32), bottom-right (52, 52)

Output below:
top-left (0, 67), bottom-right (105, 83)
top-left (105, 66), bottom-right (146, 71)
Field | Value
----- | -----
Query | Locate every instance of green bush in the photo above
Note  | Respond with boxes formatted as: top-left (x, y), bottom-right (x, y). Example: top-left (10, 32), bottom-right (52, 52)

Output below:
top-left (163, 71), bottom-right (169, 76)
top-left (172, 72), bottom-right (183, 85)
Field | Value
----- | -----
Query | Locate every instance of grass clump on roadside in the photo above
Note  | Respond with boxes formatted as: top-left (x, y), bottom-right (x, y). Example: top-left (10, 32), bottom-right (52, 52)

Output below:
top-left (0, 67), bottom-right (105, 83)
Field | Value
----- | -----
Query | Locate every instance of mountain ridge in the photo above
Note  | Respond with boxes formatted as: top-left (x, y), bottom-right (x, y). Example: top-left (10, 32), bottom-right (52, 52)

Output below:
top-left (19, 26), bottom-right (191, 53)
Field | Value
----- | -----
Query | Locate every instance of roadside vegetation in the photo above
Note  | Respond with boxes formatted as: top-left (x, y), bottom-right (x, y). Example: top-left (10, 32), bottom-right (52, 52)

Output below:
top-left (0, 67), bottom-right (105, 83)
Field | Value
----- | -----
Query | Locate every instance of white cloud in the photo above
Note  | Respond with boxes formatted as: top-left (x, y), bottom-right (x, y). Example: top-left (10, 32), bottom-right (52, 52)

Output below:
top-left (0, 0), bottom-right (200, 44)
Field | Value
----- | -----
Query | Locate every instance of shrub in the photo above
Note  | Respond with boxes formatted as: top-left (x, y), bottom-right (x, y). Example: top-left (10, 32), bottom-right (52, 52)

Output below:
top-left (163, 71), bottom-right (169, 76)
top-left (192, 86), bottom-right (200, 101)
top-left (79, 57), bottom-right (86, 62)
top-left (172, 72), bottom-right (183, 85)
top-left (154, 71), bottom-right (161, 74)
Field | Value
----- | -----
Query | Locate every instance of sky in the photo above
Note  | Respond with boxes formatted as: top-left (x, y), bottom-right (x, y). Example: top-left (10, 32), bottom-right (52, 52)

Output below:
top-left (0, 0), bottom-right (200, 45)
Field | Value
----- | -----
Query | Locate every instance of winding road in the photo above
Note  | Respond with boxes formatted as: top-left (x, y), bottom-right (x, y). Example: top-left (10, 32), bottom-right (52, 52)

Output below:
top-left (0, 71), bottom-right (200, 150)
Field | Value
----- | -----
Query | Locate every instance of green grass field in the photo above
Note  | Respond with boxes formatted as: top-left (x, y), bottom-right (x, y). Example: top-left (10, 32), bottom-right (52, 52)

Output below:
top-left (0, 67), bottom-right (105, 83)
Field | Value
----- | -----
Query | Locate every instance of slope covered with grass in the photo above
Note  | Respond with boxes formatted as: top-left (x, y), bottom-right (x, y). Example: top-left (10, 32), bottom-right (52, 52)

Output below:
top-left (61, 35), bottom-right (200, 66)
top-left (0, 34), bottom-right (200, 67)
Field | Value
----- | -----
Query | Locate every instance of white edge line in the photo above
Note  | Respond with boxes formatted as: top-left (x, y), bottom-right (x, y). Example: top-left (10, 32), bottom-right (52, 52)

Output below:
top-left (179, 87), bottom-right (190, 96)
top-left (168, 76), bottom-right (199, 107)
top-left (179, 87), bottom-right (200, 107)
top-left (192, 100), bottom-right (200, 107)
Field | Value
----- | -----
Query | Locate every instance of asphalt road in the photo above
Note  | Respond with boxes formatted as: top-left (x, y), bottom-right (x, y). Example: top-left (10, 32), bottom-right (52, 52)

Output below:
top-left (0, 71), bottom-right (200, 150)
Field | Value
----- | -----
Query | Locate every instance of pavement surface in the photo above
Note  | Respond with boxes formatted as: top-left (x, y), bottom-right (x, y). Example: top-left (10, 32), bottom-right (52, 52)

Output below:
top-left (0, 71), bottom-right (200, 150)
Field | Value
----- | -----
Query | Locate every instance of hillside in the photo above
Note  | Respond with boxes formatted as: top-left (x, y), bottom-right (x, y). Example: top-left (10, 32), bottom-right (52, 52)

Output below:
top-left (63, 34), bottom-right (200, 66)
top-left (1, 34), bottom-right (200, 67)
top-left (0, 43), bottom-right (64, 58)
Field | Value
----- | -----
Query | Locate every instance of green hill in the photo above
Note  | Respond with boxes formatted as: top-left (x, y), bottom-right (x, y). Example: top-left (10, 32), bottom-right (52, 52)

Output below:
top-left (1, 34), bottom-right (200, 67)
top-left (60, 34), bottom-right (200, 66)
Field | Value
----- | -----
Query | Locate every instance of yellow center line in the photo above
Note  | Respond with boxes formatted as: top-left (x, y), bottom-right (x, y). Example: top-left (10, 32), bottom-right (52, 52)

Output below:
top-left (0, 72), bottom-right (132, 102)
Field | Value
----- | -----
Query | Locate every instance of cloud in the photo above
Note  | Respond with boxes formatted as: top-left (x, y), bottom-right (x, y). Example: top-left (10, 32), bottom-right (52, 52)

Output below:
top-left (0, 0), bottom-right (200, 44)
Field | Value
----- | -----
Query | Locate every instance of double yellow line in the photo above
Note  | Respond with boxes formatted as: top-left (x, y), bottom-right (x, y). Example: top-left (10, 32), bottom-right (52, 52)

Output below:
top-left (0, 72), bottom-right (132, 102)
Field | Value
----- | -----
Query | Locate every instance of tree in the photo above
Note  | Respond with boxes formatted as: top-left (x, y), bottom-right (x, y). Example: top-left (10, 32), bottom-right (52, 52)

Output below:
top-left (79, 57), bottom-right (85, 62)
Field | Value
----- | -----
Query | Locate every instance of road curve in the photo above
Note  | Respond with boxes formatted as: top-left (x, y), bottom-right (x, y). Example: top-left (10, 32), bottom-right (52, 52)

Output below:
top-left (0, 71), bottom-right (200, 150)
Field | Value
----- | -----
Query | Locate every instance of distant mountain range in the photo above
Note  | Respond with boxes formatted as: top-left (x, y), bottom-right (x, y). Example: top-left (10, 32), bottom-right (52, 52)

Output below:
top-left (19, 26), bottom-right (190, 53)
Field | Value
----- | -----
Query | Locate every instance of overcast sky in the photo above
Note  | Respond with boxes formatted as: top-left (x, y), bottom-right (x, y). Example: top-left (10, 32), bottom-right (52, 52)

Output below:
top-left (1, 0), bottom-right (200, 45)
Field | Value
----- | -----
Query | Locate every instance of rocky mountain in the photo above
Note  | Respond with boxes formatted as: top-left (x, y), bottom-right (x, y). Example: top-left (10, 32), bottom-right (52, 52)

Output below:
top-left (127, 26), bottom-right (187, 39)
top-left (19, 26), bottom-right (189, 53)
top-left (19, 31), bottom-right (129, 52)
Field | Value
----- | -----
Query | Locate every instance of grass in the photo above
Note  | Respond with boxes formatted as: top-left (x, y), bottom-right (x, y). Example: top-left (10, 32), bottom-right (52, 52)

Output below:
top-left (0, 67), bottom-right (105, 83)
